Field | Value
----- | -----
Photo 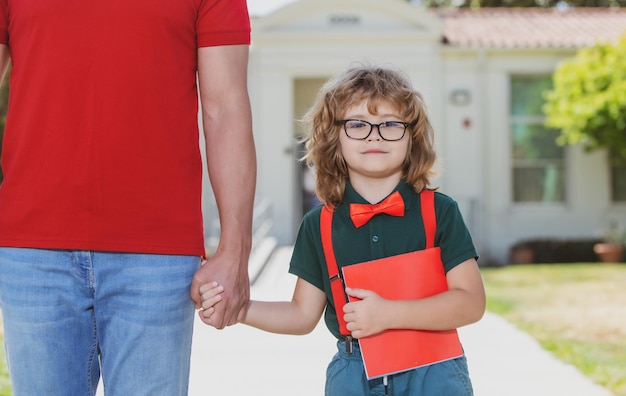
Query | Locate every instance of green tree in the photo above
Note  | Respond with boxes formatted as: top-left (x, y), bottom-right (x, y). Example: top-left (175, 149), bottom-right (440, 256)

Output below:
top-left (543, 36), bottom-right (626, 159)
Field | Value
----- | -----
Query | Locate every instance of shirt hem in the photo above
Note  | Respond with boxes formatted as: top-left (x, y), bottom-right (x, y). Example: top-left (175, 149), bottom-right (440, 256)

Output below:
top-left (0, 239), bottom-right (206, 257)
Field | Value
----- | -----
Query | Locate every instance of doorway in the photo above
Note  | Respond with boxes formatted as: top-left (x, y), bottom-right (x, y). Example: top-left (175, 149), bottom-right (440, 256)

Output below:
top-left (293, 77), bottom-right (328, 231)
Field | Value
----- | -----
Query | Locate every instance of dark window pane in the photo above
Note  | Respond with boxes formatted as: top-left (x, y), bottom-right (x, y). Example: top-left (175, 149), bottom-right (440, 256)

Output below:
top-left (511, 76), bottom-right (552, 116)
top-left (513, 165), bottom-right (565, 203)
top-left (611, 162), bottom-right (626, 202)
top-left (512, 124), bottom-right (563, 160)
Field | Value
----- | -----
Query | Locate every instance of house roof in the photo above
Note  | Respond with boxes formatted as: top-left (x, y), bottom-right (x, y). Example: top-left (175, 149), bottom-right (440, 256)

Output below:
top-left (251, 1), bottom-right (626, 49)
top-left (436, 7), bottom-right (626, 49)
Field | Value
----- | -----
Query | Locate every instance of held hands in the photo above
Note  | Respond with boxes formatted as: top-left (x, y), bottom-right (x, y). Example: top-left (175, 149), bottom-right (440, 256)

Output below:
top-left (190, 252), bottom-right (250, 329)
top-left (343, 288), bottom-right (391, 339)
top-left (198, 281), bottom-right (248, 326)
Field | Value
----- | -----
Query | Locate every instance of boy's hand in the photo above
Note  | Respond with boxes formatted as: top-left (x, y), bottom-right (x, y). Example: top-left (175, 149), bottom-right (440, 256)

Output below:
top-left (343, 287), bottom-right (390, 339)
top-left (199, 281), bottom-right (224, 323)
top-left (191, 251), bottom-right (250, 329)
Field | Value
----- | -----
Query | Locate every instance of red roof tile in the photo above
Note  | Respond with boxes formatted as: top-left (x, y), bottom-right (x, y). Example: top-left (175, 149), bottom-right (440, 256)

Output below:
top-left (435, 7), bottom-right (626, 48)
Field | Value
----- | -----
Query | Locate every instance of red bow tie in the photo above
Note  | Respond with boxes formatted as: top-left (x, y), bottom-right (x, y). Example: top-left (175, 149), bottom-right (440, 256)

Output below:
top-left (349, 191), bottom-right (405, 228)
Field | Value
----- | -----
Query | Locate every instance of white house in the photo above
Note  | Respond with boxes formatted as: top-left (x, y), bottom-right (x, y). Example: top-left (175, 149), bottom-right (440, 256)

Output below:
top-left (203, 0), bottom-right (626, 265)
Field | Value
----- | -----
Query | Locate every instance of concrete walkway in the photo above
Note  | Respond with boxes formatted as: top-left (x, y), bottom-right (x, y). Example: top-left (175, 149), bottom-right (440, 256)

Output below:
top-left (188, 246), bottom-right (614, 396)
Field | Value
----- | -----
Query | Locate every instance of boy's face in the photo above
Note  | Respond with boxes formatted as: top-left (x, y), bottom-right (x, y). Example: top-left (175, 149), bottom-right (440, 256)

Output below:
top-left (338, 100), bottom-right (409, 191)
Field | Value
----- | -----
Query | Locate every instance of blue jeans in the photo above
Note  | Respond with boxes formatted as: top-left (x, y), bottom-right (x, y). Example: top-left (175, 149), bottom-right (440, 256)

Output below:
top-left (326, 341), bottom-right (474, 396)
top-left (0, 248), bottom-right (199, 396)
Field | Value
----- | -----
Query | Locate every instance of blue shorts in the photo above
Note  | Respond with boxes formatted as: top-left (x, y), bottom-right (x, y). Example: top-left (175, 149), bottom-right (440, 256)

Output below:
top-left (0, 248), bottom-right (200, 396)
top-left (325, 340), bottom-right (474, 396)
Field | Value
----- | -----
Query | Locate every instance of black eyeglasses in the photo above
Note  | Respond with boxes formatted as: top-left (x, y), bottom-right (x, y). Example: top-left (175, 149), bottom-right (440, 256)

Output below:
top-left (337, 119), bottom-right (410, 141)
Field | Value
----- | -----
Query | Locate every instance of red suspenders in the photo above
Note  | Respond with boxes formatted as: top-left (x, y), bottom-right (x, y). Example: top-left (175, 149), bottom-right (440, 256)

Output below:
top-left (320, 190), bottom-right (436, 338)
top-left (320, 204), bottom-right (349, 335)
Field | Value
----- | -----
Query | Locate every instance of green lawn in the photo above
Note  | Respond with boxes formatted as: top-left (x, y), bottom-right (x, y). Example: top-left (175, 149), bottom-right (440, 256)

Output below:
top-left (0, 341), bottom-right (10, 396)
top-left (481, 263), bottom-right (626, 396)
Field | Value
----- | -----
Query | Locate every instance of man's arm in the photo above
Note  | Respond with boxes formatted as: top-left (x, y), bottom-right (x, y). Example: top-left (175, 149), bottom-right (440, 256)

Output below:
top-left (0, 44), bottom-right (10, 82)
top-left (190, 44), bottom-right (256, 329)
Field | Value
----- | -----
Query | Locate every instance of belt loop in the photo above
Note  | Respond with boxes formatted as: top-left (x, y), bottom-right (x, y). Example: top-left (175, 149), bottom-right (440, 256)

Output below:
top-left (345, 335), bottom-right (353, 354)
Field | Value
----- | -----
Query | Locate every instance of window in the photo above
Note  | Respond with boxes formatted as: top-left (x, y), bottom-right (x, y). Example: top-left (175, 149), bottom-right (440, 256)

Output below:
top-left (510, 76), bottom-right (565, 203)
top-left (610, 155), bottom-right (626, 202)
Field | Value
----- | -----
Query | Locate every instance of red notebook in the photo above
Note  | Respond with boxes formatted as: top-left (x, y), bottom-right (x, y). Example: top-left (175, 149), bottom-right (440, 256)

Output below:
top-left (341, 247), bottom-right (464, 379)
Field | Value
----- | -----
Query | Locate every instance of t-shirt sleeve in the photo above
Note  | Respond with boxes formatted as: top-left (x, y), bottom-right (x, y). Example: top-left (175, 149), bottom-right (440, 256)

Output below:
top-left (434, 193), bottom-right (479, 273)
top-left (197, 0), bottom-right (250, 48)
top-left (288, 208), bottom-right (326, 292)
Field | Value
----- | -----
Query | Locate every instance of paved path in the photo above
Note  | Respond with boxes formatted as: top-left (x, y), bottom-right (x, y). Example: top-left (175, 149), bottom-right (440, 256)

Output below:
top-left (188, 246), bottom-right (614, 395)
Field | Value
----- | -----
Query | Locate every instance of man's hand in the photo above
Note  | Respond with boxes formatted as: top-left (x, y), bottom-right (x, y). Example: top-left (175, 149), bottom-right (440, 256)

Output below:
top-left (190, 251), bottom-right (250, 329)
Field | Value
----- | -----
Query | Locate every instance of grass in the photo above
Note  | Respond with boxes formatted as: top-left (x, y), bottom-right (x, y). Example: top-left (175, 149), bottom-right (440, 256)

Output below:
top-left (0, 322), bottom-right (10, 396)
top-left (0, 263), bottom-right (623, 396)
top-left (481, 263), bottom-right (626, 396)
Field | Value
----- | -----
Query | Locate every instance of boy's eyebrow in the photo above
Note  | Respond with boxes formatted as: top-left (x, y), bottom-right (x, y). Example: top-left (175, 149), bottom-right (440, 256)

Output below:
top-left (343, 114), bottom-right (404, 120)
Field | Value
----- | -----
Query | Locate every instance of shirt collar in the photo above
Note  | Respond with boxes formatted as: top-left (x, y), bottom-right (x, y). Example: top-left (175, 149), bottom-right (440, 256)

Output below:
top-left (340, 180), bottom-right (415, 213)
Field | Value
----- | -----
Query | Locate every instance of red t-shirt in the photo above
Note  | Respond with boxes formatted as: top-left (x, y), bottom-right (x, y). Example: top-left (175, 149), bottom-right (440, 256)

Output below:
top-left (0, 0), bottom-right (250, 255)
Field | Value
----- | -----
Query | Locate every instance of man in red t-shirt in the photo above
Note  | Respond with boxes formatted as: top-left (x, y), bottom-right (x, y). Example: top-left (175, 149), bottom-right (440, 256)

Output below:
top-left (0, 1), bottom-right (256, 394)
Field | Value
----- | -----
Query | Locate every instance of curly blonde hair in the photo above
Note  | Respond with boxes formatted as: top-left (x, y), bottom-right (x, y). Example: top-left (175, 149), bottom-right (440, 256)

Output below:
top-left (301, 64), bottom-right (437, 207)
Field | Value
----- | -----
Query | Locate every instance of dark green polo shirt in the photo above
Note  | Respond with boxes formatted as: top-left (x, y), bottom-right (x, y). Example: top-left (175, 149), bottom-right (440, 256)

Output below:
top-left (289, 181), bottom-right (479, 340)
